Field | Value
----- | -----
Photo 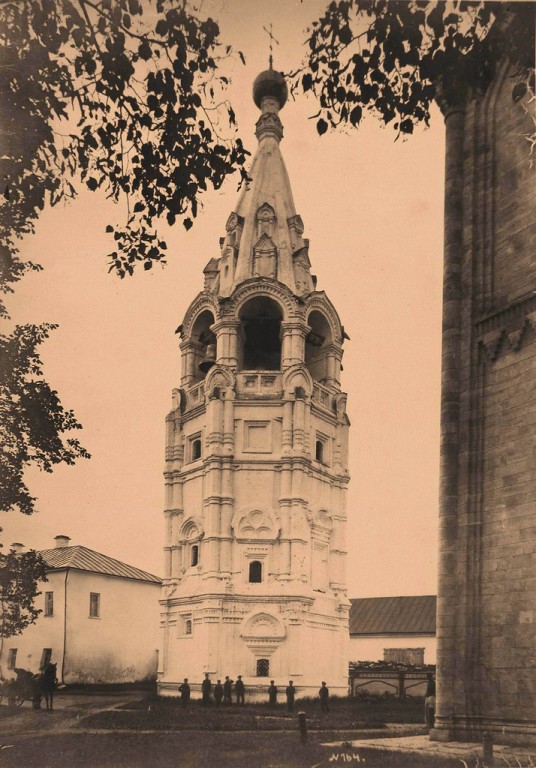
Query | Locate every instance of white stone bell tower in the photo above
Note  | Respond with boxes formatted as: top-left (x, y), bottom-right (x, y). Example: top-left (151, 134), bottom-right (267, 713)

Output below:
top-left (158, 67), bottom-right (351, 699)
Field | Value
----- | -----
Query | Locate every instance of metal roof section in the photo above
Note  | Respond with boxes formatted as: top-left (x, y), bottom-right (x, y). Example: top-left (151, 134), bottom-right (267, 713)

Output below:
top-left (39, 545), bottom-right (161, 584)
top-left (349, 595), bottom-right (436, 636)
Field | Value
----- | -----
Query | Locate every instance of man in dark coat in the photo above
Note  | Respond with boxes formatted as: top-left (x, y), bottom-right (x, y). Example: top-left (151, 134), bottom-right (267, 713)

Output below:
top-left (179, 678), bottom-right (190, 707)
top-left (424, 673), bottom-right (436, 728)
top-left (285, 680), bottom-right (296, 712)
top-left (268, 680), bottom-right (278, 708)
top-left (319, 681), bottom-right (330, 713)
top-left (223, 676), bottom-right (233, 705)
top-left (201, 673), bottom-right (212, 706)
top-left (235, 675), bottom-right (245, 705)
top-left (214, 679), bottom-right (223, 706)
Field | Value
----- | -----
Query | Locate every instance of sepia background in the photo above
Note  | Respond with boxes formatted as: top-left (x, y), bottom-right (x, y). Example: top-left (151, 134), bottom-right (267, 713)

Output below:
top-left (2, 0), bottom-right (445, 599)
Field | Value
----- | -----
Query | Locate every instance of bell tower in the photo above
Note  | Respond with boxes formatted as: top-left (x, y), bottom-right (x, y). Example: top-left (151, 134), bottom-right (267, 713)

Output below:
top-left (158, 67), bottom-right (351, 698)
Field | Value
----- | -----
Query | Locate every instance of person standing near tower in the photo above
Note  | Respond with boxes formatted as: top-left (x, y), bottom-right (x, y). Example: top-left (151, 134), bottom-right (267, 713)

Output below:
top-left (319, 681), bottom-right (330, 713)
top-left (201, 673), bottom-right (212, 706)
top-left (214, 679), bottom-right (223, 707)
top-left (179, 678), bottom-right (190, 707)
top-left (268, 680), bottom-right (278, 707)
top-left (223, 676), bottom-right (233, 705)
top-left (235, 675), bottom-right (245, 705)
top-left (286, 680), bottom-right (296, 712)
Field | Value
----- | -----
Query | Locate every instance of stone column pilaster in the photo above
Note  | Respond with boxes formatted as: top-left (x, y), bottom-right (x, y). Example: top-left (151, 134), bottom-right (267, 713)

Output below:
top-left (432, 100), bottom-right (467, 741)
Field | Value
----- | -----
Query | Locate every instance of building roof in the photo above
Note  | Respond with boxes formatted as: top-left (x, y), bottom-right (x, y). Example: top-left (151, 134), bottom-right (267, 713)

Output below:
top-left (40, 546), bottom-right (161, 584)
top-left (349, 595), bottom-right (436, 636)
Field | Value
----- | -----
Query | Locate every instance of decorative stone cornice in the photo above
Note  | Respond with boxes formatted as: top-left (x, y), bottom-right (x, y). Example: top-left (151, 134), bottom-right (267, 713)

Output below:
top-left (255, 111), bottom-right (284, 141)
top-left (223, 278), bottom-right (302, 319)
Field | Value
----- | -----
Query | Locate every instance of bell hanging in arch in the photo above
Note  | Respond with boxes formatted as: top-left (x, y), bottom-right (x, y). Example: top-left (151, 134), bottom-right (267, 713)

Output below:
top-left (199, 342), bottom-right (216, 373)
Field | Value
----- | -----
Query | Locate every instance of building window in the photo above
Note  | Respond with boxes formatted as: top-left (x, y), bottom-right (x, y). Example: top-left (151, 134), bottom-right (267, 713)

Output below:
top-left (191, 545), bottom-right (199, 567)
top-left (44, 591), bottom-right (54, 617)
top-left (7, 649), bottom-right (17, 670)
top-left (185, 619), bottom-right (192, 635)
top-left (256, 658), bottom-right (270, 677)
top-left (315, 434), bottom-right (329, 465)
top-left (188, 434), bottom-right (202, 462)
top-left (89, 592), bottom-right (100, 618)
top-left (249, 560), bottom-right (262, 583)
top-left (40, 648), bottom-right (52, 669)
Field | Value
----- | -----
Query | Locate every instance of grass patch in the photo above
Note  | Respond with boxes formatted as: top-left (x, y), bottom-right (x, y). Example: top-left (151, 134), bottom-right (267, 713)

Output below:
top-left (81, 693), bottom-right (427, 733)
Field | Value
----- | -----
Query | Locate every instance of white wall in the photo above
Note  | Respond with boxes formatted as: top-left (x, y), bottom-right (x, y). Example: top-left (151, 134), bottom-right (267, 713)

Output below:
top-left (0, 570), bottom-right (161, 684)
top-left (64, 571), bottom-right (160, 683)
top-left (0, 571), bottom-right (66, 678)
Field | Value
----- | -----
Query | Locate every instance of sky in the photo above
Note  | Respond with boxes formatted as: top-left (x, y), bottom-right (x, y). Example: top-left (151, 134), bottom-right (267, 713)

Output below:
top-left (2, 0), bottom-right (445, 598)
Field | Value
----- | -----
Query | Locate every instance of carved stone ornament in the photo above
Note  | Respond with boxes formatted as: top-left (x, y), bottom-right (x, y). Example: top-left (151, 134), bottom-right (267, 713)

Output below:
top-left (204, 365), bottom-right (235, 396)
top-left (240, 611), bottom-right (286, 640)
top-left (282, 364), bottom-right (314, 399)
top-left (231, 508), bottom-right (280, 542)
top-left (255, 203), bottom-right (276, 240)
top-left (287, 214), bottom-right (304, 236)
top-left (255, 112), bottom-right (284, 141)
top-left (226, 212), bottom-right (243, 233)
top-left (178, 517), bottom-right (203, 544)
top-left (253, 234), bottom-right (278, 279)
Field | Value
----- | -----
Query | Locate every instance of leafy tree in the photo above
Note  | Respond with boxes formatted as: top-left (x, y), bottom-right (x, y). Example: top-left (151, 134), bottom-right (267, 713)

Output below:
top-left (292, 1), bottom-right (534, 139)
top-left (0, 325), bottom-right (90, 516)
top-left (0, 546), bottom-right (48, 639)
top-left (0, 0), bottom-right (249, 519)
top-left (0, 0), bottom-right (249, 288)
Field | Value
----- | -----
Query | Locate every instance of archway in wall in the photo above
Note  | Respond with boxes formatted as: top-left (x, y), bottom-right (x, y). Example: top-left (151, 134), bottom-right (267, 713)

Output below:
top-left (238, 297), bottom-right (283, 371)
top-left (305, 310), bottom-right (332, 382)
top-left (191, 309), bottom-right (216, 381)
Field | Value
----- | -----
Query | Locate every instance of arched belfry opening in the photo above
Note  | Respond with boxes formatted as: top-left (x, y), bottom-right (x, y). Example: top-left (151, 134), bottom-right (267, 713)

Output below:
top-left (305, 310), bottom-right (332, 382)
top-left (191, 309), bottom-right (216, 381)
top-left (238, 297), bottom-right (283, 371)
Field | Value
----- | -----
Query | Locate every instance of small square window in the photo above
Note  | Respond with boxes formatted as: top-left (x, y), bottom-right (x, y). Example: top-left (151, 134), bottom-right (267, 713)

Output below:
top-left (7, 649), bottom-right (17, 670)
top-left (44, 591), bottom-right (54, 617)
top-left (89, 592), bottom-right (100, 618)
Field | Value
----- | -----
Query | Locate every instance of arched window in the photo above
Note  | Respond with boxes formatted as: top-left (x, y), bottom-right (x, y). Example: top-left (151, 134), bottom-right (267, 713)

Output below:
top-left (191, 545), bottom-right (199, 567)
top-left (315, 440), bottom-right (324, 463)
top-left (190, 309), bottom-right (216, 381)
top-left (192, 439), bottom-right (202, 461)
top-left (256, 658), bottom-right (270, 677)
top-left (249, 560), bottom-right (262, 583)
top-left (239, 297), bottom-right (283, 371)
top-left (185, 619), bottom-right (192, 635)
top-left (305, 310), bottom-right (332, 382)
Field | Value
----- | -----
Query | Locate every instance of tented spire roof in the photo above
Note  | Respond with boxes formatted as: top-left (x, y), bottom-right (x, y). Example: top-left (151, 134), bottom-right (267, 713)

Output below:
top-left (204, 69), bottom-right (314, 298)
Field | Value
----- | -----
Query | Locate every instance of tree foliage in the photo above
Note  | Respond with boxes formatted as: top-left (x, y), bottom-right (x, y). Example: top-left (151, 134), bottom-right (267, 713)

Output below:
top-left (0, 0), bottom-right (250, 519)
top-left (0, 324), bottom-right (90, 516)
top-left (0, 546), bottom-right (48, 638)
top-left (292, 1), bottom-right (535, 139)
top-left (0, 0), bottom-right (249, 291)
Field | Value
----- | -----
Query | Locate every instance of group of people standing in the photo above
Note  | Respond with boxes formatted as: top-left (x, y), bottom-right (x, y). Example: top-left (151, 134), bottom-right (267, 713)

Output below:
top-left (178, 673), bottom-right (245, 707)
top-left (177, 675), bottom-right (330, 712)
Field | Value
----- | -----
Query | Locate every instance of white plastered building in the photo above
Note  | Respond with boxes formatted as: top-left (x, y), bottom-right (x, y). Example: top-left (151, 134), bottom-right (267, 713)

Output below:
top-left (158, 67), bottom-right (351, 699)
